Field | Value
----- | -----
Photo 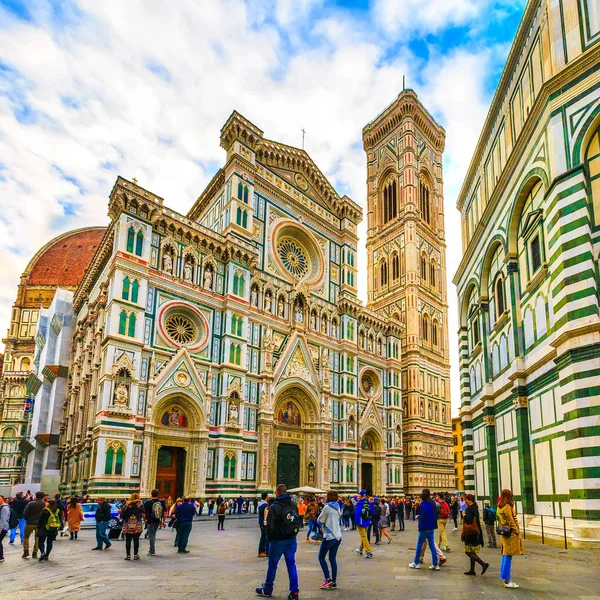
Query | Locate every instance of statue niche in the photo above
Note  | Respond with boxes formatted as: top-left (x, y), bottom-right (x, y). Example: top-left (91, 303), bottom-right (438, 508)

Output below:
top-left (112, 367), bottom-right (132, 409)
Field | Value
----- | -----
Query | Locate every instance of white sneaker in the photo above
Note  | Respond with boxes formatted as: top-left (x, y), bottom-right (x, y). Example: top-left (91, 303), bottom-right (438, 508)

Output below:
top-left (429, 564), bottom-right (440, 571)
top-left (409, 562), bottom-right (420, 569)
top-left (453, 527), bottom-right (458, 531)
top-left (355, 549), bottom-right (363, 555)
top-left (504, 581), bottom-right (519, 588)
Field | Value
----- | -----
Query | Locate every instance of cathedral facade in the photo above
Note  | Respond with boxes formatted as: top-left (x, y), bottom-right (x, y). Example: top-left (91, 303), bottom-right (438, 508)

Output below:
top-left (59, 96), bottom-right (452, 500)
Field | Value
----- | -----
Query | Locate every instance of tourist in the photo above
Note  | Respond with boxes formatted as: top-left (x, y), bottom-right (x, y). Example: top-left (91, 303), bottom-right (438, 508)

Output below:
top-left (354, 490), bottom-right (373, 559)
top-left (497, 489), bottom-right (523, 589)
top-left (257, 492), bottom-right (269, 558)
top-left (255, 483), bottom-right (300, 599)
top-left (437, 494), bottom-right (451, 551)
top-left (174, 496), bottom-right (196, 553)
top-left (217, 499), bottom-right (227, 530)
top-left (482, 500), bottom-right (498, 548)
top-left (144, 489), bottom-right (166, 556)
top-left (317, 490), bottom-right (342, 589)
top-left (409, 489), bottom-right (439, 570)
top-left (368, 496), bottom-right (381, 544)
top-left (208, 498), bottom-right (215, 516)
top-left (92, 496), bottom-right (112, 551)
top-left (253, 497), bottom-right (259, 514)
top-left (378, 498), bottom-right (392, 544)
top-left (169, 497), bottom-right (183, 547)
top-left (9, 492), bottom-right (27, 545)
top-left (397, 498), bottom-right (405, 531)
top-left (37, 499), bottom-right (62, 562)
top-left (121, 493), bottom-right (145, 561)
top-left (22, 490), bottom-right (46, 559)
top-left (237, 495), bottom-right (244, 515)
top-left (67, 497), bottom-right (84, 540)
top-left (459, 494), bottom-right (467, 520)
top-left (305, 497), bottom-right (320, 543)
top-left (0, 495), bottom-right (10, 562)
top-left (450, 497), bottom-right (459, 530)
top-left (197, 498), bottom-right (204, 516)
top-left (418, 538), bottom-right (447, 566)
top-left (340, 499), bottom-right (351, 531)
top-left (389, 498), bottom-right (397, 531)
top-left (461, 493), bottom-right (488, 576)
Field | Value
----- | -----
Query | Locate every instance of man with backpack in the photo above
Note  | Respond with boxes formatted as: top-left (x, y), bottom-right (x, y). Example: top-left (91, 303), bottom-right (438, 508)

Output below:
top-left (255, 484), bottom-right (301, 599)
top-left (482, 500), bottom-right (498, 548)
top-left (367, 496), bottom-right (381, 545)
top-left (257, 492), bottom-right (269, 557)
top-left (144, 489), bottom-right (166, 556)
top-left (354, 490), bottom-right (373, 559)
top-left (436, 494), bottom-right (451, 552)
top-left (22, 490), bottom-right (46, 558)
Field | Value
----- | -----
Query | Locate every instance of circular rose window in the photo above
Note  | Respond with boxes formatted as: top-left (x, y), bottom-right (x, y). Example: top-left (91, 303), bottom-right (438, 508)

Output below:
top-left (359, 368), bottom-right (382, 399)
top-left (158, 301), bottom-right (209, 351)
top-left (361, 374), bottom-right (374, 394)
top-left (165, 314), bottom-right (197, 345)
top-left (271, 220), bottom-right (325, 286)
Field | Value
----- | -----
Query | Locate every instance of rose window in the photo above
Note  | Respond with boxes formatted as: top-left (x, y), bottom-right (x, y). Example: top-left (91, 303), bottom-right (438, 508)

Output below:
top-left (361, 374), bottom-right (374, 393)
top-left (165, 314), bottom-right (197, 345)
top-left (277, 238), bottom-right (309, 278)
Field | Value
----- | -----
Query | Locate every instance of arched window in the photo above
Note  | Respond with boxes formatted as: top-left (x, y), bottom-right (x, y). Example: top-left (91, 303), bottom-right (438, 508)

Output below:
top-left (419, 179), bottom-right (431, 224)
top-left (495, 277), bottom-right (505, 316)
top-left (231, 314), bottom-right (243, 336)
top-left (229, 455), bottom-right (237, 478)
top-left (432, 320), bottom-right (439, 347)
top-left (229, 343), bottom-right (235, 364)
top-left (115, 447), bottom-right (125, 475)
top-left (420, 255), bottom-right (427, 282)
top-left (429, 261), bottom-right (436, 288)
top-left (118, 310), bottom-right (127, 335)
top-left (135, 230), bottom-right (144, 256)
top-left (131, 280), bottom-right (139, 304)
top-left (233, 271), bottom-right (245, 296)
top-left (382, 178), bottom-right (398, 225)
top-left (104, 446), bottom-right (114, 475)
top-left (392, 252), bottom-right (399, 280)
top-left (380, 259), bottom-right (388, 287)
top-left (224, 453), bottom-right (230, 477)
top-left (237, 181), bottom-right (243, 200)
top-left (127, 313), bottom-right (136, 337)
top-left (126, 227), bottom-right (135, 253)
top-left (422, 314), bottom-right (430, 342)
top-left (122, 277), bottom-right (130, 301)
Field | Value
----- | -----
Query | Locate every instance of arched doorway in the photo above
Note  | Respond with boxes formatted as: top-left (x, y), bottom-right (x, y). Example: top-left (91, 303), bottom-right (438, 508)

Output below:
top-left (271, 383), bottom-right (326, 490)
top-left (141, 394), bottom-right (209, 499)
top-left (359, 429), bottom-right (385, 495)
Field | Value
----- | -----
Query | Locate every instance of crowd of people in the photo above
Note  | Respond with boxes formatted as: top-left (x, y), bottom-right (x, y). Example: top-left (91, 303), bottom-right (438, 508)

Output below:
top-left (0, 486), bottom-right (524, 595)
top-left (253, 487), bottom-right (523, 598)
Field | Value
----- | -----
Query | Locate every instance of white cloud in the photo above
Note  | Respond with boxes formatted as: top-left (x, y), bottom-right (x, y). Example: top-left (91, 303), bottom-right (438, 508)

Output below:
top-left (0, 0), bottom-right (517, 414)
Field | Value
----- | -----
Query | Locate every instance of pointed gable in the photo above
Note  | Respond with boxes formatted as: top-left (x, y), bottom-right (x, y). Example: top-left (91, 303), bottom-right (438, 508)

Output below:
top-left (273, 333), bottom-right (321, 393)
top-left (152, 347), bottom-right (207, 406)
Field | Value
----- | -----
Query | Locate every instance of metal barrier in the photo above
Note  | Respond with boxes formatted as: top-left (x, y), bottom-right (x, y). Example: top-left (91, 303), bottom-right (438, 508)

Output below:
top-left (521, 512), bottom-right (570, 550)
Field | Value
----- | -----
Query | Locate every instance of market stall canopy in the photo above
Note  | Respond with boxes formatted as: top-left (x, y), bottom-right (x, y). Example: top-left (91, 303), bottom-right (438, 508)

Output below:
top-left (287, 486), bottom-right (326, 494)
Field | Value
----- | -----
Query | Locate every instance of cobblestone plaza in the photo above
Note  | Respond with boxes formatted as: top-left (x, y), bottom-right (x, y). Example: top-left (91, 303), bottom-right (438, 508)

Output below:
top-left (2, 517), bottom-right (599, 599)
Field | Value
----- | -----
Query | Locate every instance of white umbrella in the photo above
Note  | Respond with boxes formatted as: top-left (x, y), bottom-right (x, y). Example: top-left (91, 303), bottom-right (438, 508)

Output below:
top-left (287, 486), bottom-right (326, 494)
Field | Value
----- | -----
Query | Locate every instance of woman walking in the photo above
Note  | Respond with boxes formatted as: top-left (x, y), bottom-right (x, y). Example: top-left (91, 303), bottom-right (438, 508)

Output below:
top-left (450, 497), bottom-right (459, 531)
top-left (317, 491), bottom-right (343, 589)
top-left (121, 493), bottom-right (145, 560)
top-left (497, 489), bottom-right (523, 589)
top-left (37, 499), bottom-right (63, 561)
top-left (461, 494), bottom-right (489, 576)
top-left (67, 497), bottom-right (84, 540)
top-left (341, 499), bottom-right (352, 531)
top-left (217, 500), bottom-right (226, 531)
top-left (378, 499), bottom-right (392, 544)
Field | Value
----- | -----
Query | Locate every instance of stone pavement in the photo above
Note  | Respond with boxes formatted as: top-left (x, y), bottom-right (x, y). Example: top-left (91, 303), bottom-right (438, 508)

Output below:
top-left (1, 517), bottom-right (599, 600)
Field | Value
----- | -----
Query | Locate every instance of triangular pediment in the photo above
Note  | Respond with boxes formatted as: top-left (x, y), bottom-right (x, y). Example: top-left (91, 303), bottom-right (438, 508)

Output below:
top-left (359, 397), bottom-right (385, 438)
top-left (152, 347), bottom-right (207, 405)
top-left (273, 333), bottom-right (321, 393)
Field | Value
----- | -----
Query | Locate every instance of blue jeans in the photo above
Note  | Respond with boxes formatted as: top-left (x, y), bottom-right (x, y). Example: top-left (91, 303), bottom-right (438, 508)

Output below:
top-left (177, 521), bottom-right (192, 551)
top-left (95, 522), bottom-right (110, 548)
top-left (414, 529), bottom-right (437, 566)
top-left (258, 525), bottom-right (269, 556)
top-left (10, 517), bottom-right (26, 543)
top-left (318, 538), bottom-right (341, 582)
top-left (500, 555), bottom-right (512, 580)
top-left (262, 537), bottom-right (299, 594)
top-left (305, 519), bottom-right (317, 539)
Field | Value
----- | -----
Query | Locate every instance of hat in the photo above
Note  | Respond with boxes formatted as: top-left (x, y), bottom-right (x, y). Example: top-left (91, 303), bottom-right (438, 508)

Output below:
top-left (359, 490), bottom-right (367, 496)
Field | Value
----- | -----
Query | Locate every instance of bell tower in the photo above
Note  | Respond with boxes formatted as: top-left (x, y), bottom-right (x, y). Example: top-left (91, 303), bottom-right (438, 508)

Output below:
top-left (362, 89), bottom-right (453, 494)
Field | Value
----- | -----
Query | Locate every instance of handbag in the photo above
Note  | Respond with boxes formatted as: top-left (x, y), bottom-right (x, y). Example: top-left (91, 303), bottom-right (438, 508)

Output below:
top-left (461, 519), bottom-right (480, 537)
top-left (496, 526), bottom-right (512, 536)
top-left (122, 515), bottom-right (143, 535)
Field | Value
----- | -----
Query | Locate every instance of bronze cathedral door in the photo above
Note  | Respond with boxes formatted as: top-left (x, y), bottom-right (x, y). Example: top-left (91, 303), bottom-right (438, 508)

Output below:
top-left (276, 443), bottom-right (300, 490)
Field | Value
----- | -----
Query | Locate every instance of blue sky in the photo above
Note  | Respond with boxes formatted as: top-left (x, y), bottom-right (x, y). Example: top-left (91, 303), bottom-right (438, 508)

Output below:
top-left (0, 0), bottom-right (526, 411)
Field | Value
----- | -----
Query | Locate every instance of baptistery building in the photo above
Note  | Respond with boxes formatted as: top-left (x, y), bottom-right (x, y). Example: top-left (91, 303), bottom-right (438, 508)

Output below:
top-left (59, 94), bottom-right (452, 499)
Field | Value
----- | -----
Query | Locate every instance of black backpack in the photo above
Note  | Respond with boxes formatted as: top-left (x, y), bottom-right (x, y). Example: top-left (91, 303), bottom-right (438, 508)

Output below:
top-left (373, 504), bottom-right (382, 519)
top-left (278, 503), bottom-right (303, 537)
top-left (360, 502), bottom-right (371, 521)
top-left (8, 506), bottom-right (18, 529)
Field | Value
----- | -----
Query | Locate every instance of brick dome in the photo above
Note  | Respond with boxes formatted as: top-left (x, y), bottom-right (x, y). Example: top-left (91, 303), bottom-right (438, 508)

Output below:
top-left (26, 227), bottom-right (106, 288)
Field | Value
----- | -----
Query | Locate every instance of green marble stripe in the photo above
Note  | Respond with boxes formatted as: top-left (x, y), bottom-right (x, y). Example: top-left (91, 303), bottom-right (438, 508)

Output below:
top-left (555, 304), bottom-right (598, 330)
top-left (549, 251), bottom-right (593, 283)
top-left (544, 180), bottom-right (586, 219)
top-left (563, 402), bottom-right (600, 421)
top-left (555, 343), bottom-right (600, 370)
top-left (565, 425), bottom-right (600, 442)
top-left (554, 285), bottom-right (597, 313)
top-left (548, 215), bottom-right (590, 248)
top-left (569, 488), bottom-right (600, 500)
top-left (567, 446), bottom-right (600, 460)
top-left (548, 235), bottom-right (590, 267)
top-left (546, 197), bottom-right (589, 234)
